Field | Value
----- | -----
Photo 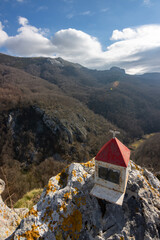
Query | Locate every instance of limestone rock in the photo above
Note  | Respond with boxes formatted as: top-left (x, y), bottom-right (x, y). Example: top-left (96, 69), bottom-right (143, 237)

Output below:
top-left (0, 179), bottom-right (21, 240)
top-left (14, 208), bottom-right (29, 219)
top-left (0, 179), bottom-right (5, 194)
top-left (8, 160), bottom-right (160, 240)
top-left (34, 105), bottom-right (88, 144)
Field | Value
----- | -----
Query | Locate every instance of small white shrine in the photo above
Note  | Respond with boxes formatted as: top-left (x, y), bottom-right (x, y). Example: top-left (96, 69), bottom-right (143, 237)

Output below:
top-left (90, 131), bottom-right (130, 205)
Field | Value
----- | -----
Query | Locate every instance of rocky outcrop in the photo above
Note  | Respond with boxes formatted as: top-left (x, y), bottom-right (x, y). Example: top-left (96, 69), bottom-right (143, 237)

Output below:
top-left (0, 179), bottom-right (21, 240)
top-left (2, 104), bottom-right (115, 167)
top-left (8, 159), bottom-right (160, 240)
top-left (33, 105), bottom-right (88, 144)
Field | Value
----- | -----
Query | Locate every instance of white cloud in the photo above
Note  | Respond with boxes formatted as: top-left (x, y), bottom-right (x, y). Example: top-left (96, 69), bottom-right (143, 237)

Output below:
top-left (66, 10), bottom-right (93, 19)
top-left (0, 22), bottom-right (8, 46)
top-left (0, 22), bottom-right (4, 29)
top-left (51, 28), bottom-right (102, 62)
top-left (18, 16), bottom-right (28, 26)
top-left (1, 17), bottom-right (160, 74)
top-left (143, 0), bottom-right (151, 5)
top-left (4, 19), bottom-right (9, 24)
top-left (109, 25), bottom-right (160, 58)
top-left (36, 6), bottom-right (48, 12)
top-left (101, 8), bottom-right (109, 13)
top-left (111, 28), bottom-right (137, 40)
top-left (66, 13), bottom-right (74, 19)
top-left (51, 25), bottom-right (160, 73)
top-left (4, 17), bottom-right (55, 56)
top-left (17, 0), bottom-right (24, 2)
top-left (80, 11), bottom-right (91, 16)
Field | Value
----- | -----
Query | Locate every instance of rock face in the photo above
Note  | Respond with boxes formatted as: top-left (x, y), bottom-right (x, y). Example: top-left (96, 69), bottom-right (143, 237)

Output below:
top-left (0, 179), bottom-right (5, 194)
top-left (8, 159), bottom-right (160, 240)
top-left (1, 104), bottom-right (117, 167)
top-left (0, 179), bottom-right (21, 240)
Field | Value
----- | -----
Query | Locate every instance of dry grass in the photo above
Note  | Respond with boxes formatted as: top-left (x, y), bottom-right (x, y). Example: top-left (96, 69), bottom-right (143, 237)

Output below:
top-left (129, 133), bottom-right (156, 150)
top-left (1, 158), bottom-right (67, 207)
top-left (14, 188), bottom-right (43, 209)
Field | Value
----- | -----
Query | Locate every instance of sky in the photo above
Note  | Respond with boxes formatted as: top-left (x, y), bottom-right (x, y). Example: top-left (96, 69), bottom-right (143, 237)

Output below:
top-left (0, 0), bottom-right (160, 74)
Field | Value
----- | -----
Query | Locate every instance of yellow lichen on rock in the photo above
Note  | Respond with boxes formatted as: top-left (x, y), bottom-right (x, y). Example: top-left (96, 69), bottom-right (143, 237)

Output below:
top-left (72, 170), bottom-right (76, 177)
top-left (77, 177), bottom-right (83, 183)
top-left (55, 173), bottom-right (61, 182)
top-left (55, 169), bottom-right (68, 187)
top-left (64, 191), bottom-right (72, 200)
top-left (73, 187), bottom-right (79, 195)
top-left (83, 173), bottom-right (88, 178)
top-left (5, 230), bottom-right (9, 237)
top-left (82, 158), bottom-right (95, 168)
top-left (80, 196), bottom-right (86, 206)
top-left (60, 202), bottom-right (67, 212)
top-left (120, 236), bottom-right (124, 240)
top-left (46, 180), bottom-right (57, 195)
top-left (16, 218), bottom-right (21, 226)
top-left (75, 196), bottom-right (86, 207)
top-left (24, 207), bottom-right (38, 218)
top-left (17, 224), bottom-right (40, 240)
top-left (132, 162), bottom-right (160, 197)
top-left (48, 222), bottom-right (54, 231)
top-left (61, 209), bottom-right (82, 239)
top-left (41, 206), bottom-right (54, 222)
top-left (143, 175), bottom-right (160, 197)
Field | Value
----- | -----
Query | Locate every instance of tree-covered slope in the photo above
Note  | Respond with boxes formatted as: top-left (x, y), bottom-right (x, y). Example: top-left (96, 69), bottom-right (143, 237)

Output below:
top-left (0, 53), bottom-right (159, 138)
top-left (0, 53), bottom-right (160, 205)
top-left (0, 63), bottom-right (122, 205)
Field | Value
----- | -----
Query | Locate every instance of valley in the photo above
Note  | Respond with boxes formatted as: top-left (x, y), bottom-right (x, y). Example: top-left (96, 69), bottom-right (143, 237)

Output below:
top-left (0, 53), bottom-right (160, 206)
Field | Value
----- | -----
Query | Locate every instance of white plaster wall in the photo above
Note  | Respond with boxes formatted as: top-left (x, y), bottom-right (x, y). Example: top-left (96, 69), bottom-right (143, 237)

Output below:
top-left (95, 160), bottom-right (128, 193)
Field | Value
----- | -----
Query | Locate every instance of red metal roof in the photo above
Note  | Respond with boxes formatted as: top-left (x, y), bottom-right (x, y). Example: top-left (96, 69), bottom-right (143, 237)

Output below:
top-left (95, 138), bottom-right (130, 167)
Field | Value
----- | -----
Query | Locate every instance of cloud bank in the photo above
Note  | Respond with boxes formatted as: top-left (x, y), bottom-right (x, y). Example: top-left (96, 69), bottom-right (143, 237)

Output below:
top-left (1, 17), bottom-right (160, 74)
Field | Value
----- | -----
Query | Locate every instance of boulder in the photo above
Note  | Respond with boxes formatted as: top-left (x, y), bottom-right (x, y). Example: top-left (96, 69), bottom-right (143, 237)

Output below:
top-left (8, 159), bottom-right (160, 240)
top-left (0, 179), bottom-right (21, 240)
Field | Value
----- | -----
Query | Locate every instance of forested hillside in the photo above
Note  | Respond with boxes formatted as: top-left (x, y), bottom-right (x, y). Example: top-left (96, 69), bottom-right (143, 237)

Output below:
top-left (0, 53), bottom-right (160, 205)
top-left (0, 53), bottom-right (160, 138)
top-left (132, 133), bottom-right (160, 176)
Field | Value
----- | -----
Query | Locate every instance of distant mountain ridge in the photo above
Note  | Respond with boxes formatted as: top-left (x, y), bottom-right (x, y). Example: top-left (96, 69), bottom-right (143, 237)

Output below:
top-left (0, 52), bottom-right (160, 138)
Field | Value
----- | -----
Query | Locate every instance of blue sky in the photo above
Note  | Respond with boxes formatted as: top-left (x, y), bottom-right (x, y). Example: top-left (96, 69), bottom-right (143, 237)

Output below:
top-left (0, 0), bottom-right (160, 74)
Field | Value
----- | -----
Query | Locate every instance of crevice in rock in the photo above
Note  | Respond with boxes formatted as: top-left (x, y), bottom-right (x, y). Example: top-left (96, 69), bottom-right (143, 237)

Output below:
top-left (97, 198), bottom-right (107, 218)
